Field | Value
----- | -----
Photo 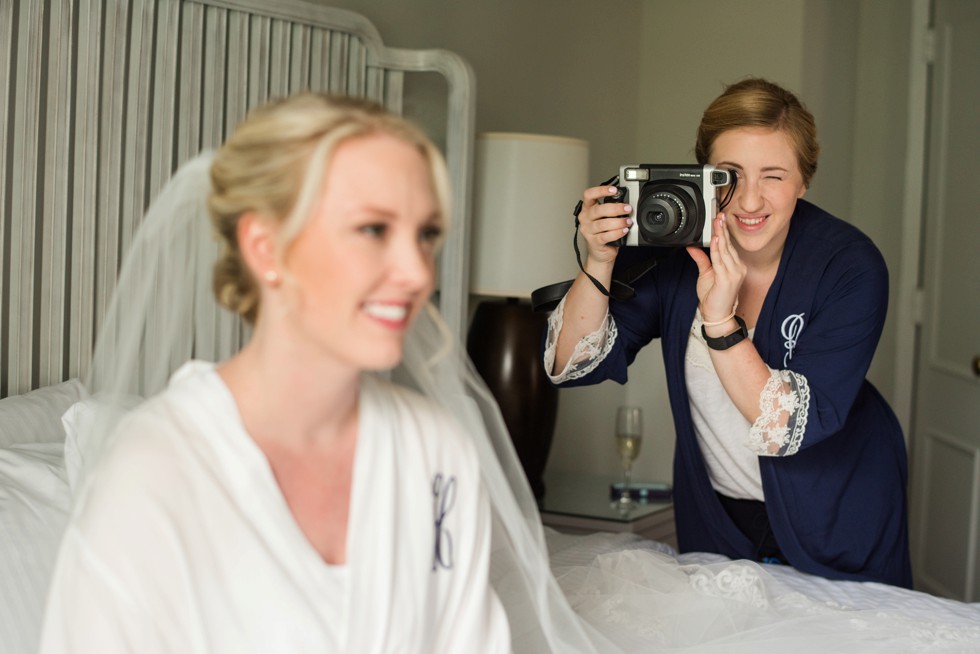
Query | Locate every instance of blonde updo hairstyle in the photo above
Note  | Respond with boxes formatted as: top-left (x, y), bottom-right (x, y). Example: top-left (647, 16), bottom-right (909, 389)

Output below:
top-left (695, 77), bottom-right (819, 188)
top-left (208, 93), bottom-right (452, 324)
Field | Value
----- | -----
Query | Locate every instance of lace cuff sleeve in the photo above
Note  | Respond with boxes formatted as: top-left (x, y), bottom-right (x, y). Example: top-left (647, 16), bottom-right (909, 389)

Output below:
top-left (543, 296), bottom-right (617, 383)
top-left (747, 368), bottom-right (811, 457)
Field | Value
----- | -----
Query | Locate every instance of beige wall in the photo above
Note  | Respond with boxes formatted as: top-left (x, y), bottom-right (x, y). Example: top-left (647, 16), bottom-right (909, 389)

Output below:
top-left (635, 0), bottom-right (806, 161)
top-left (317, 0), bottom-right (645, 177)
top-left (314, 0), bottom-right (914, 484)
top-left (845, 1), bottom-right (914, 393)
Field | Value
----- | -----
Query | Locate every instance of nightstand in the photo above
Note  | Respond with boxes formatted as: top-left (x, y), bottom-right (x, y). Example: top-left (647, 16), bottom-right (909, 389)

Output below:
top-left (539, 470), bottom-right (677, 549)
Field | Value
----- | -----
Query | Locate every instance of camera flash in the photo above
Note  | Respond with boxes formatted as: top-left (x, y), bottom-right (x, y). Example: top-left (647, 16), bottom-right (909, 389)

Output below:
top-left (624, 167), bottom-right (650, 182)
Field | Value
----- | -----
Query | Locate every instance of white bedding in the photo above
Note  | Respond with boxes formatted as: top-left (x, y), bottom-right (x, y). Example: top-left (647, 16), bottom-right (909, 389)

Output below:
top-left (0, 444), bottom-right (71, 653)
top-left (0, 384), bottom-right (80, 653)
top-left (2, 392), bottom-right (980, 654)
top-left (0, 380), bottom-right (85, 448)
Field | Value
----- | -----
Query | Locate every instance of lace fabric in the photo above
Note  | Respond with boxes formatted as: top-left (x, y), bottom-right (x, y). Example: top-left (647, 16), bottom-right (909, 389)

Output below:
top-left (748, 368), bottom-right (810, 456)
top-left (544, 296), bottom-right (617, 383)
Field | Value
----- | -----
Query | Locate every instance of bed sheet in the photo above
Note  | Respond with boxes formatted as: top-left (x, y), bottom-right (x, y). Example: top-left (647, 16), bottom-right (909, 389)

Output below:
top-left (0, 443), bottom-right (72, 654)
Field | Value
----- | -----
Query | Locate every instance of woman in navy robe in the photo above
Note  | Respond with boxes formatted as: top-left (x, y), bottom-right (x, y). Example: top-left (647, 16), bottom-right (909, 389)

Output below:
top-left (544, 77), bottom-right (911, 588)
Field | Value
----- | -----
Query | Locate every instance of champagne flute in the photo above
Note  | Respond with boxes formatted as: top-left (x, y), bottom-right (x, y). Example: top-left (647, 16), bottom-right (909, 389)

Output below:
top-left (615, 406), bottom-right (643, 507)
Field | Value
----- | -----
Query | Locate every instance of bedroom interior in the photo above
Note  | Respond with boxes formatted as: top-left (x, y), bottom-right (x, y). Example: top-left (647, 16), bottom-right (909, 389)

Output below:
top-left (1, 0), bottom-right (978, 651)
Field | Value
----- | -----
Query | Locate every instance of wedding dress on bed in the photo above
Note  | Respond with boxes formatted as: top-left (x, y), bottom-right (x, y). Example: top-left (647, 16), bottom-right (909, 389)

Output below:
top-left (75, 152), bottom-right (980, 653)
top-left (547, 530), bottom-right (980, 653)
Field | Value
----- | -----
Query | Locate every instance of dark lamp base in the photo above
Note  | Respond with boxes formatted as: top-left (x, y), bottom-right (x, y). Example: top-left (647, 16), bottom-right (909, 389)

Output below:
top-left (467, 299), bottom-right (558, 500)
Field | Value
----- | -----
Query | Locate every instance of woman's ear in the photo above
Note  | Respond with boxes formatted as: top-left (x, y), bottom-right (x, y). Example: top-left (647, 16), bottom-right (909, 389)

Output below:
top-left (237, 212), bottom-right (280, 286)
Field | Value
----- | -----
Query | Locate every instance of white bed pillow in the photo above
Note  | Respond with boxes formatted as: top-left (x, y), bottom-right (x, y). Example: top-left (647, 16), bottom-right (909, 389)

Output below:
top-left (0, 442), bottom-right (72, 654)
top-left (62, 394), bottom-right (142, 490)
top-left (0, 380), bottom-right (86, 447)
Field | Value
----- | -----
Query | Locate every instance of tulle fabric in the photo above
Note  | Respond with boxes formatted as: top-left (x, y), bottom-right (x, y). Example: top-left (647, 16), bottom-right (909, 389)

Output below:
top-left (69, 153), bottom-right (247, 488)
top-left (76, 152), bottom-right (980, 653)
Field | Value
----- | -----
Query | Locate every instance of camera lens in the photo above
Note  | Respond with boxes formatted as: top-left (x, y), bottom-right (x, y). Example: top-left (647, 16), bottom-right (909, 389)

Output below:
top-left (612, 169), bottom-right (710, 247)
top-left (637, 191), bottom-right (685, 238)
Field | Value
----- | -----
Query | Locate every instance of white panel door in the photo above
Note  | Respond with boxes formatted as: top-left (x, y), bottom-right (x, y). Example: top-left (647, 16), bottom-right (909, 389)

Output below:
top-left (911, 0), bottom-right (980, 602)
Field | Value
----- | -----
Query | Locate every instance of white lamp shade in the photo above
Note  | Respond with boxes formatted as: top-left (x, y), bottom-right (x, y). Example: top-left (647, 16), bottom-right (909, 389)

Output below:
top-left (470, 132), bottom-right (589, 298)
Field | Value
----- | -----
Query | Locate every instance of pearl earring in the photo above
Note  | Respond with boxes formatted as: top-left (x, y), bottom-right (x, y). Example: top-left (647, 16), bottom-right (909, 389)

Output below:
top-left (264, 270), bottom-right (279, 284)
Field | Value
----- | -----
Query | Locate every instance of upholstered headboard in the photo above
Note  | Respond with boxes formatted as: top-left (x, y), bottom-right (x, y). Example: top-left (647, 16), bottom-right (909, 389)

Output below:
top-left (0, 0), bottom-right (475, 397)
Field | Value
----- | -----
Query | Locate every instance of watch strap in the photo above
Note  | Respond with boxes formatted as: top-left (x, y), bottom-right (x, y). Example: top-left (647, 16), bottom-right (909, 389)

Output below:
top-left (701, 314), bottom-right (748, 351)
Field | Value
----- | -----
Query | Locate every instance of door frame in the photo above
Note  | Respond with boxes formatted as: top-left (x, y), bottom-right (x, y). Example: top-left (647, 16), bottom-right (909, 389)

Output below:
top-left (893, 0), bottom-right (931, 438)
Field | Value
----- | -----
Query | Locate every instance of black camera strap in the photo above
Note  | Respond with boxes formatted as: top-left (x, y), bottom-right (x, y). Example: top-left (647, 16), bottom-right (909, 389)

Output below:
top-left (531, 175), bottom-right (665, 313)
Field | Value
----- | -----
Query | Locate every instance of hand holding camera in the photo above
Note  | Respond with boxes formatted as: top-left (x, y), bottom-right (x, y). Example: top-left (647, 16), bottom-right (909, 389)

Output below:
top-left (574, 185), bottom-right (634, 267)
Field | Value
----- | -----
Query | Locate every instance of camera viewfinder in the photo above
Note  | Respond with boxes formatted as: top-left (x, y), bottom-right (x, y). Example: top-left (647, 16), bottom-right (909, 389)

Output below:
top-left (710, 170), bottom-right (730, 186)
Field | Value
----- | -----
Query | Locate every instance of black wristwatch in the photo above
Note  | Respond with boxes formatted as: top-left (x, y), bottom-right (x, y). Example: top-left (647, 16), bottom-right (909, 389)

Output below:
top-left (701, 314), bottom-right (748, 351)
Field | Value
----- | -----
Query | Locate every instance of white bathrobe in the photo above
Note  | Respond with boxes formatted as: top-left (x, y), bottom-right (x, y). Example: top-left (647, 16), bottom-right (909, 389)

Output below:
top-left (40, 362), bottom-right (509, 653)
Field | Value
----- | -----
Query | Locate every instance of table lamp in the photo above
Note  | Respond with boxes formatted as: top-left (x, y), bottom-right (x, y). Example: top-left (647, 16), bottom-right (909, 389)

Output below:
top-left (468, 132), bottom-right (588, 500)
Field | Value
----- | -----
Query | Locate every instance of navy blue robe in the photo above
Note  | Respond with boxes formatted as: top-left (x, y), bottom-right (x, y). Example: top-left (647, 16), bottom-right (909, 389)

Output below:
top-left (556, 199), bottom-right (912, 588)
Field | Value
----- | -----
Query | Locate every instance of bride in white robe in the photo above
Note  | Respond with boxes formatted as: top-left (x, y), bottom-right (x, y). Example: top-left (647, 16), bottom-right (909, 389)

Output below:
top-left (40, 94), bottom-right (509, 653)
top-left (42, 363), bottom-right (507, 653)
